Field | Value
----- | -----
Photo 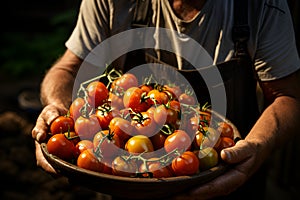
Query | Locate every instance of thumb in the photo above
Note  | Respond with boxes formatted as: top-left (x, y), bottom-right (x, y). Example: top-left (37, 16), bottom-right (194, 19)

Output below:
top-left (220, 139), bottom-right (254, 164)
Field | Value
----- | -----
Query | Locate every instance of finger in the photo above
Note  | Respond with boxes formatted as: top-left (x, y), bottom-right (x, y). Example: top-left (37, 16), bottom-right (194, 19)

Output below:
top-left (220, 140), bottom-right (255, 164)
top-left (31, 117), bottom-right (48, 142)
top-left (35, 141), bottom-right (57, 174)
top-left (42, 105), bottom-right (68, 126)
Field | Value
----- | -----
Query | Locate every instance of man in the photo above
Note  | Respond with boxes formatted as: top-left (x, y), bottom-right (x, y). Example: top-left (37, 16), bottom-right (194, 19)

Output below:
top-left (32, 0), bottom-right (300, 199)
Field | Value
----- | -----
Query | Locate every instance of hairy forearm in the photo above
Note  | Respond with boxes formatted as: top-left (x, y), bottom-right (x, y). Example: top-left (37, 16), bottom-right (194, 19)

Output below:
top-left (246, 95), bottom-right (300, 166)
top-left (40, 50), bottom-right (82, 109)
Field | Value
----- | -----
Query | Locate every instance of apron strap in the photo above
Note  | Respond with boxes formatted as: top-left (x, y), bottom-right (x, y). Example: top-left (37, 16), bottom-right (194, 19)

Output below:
top-left (233, 0), bottom-right (250, 57)
top-left (132, 0), bottom-right (153, 28)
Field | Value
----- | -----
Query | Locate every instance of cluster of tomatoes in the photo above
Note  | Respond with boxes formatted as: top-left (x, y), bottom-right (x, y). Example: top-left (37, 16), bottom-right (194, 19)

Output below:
top-left (46, 71), bottom-right (236, 178)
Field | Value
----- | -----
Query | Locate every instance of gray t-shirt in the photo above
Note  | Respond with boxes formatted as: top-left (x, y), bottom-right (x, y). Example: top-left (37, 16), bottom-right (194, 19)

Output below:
top-left (66, 0), bottom-right (300, 81)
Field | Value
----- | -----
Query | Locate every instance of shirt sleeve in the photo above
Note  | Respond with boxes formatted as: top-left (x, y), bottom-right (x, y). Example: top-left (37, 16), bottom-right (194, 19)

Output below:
top-left (254, 0), bottom-right (300, 81)
top-left (65, 0), bottom-right (110, 59)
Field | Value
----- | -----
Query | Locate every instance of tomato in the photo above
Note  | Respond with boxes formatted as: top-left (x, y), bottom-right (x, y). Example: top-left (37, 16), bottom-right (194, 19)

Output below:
top-left (50, 115), bottom-right (74, 135)
top-left (201, 127), bottom-right (221, 150)
top-left (169, 100), bottom-right (181, 112)
top-left (131, 111), bottom-right (159, 137)
top-left (93, 130), bottom-right (122, 158)
top-left (69, 97), bottom-right (86, 120)
top-left (47, 133), bottom-right (76, 161)
top-left (108, 92), bottom-right (124, 110)
top-left (164, 84), bottom-right (182, 99)
top-left (64, 131), bottom-right (81, 145)
top-left (194, 147), bottom-right (219, 171)
top-left (139, 84), bottom-right (153, 93)
top-left (86, 81), bottom-right (109, 108)
top-left (153, 104), bottom-right (179, 127)
top-left (164, 130), bottom-right (192, 153)
top-left (95, 102), bottom-right (118, 130)
top-left (150, 131), bottom-right (167, 150)
top-left (186, 115), bottom-right (200, 136)
top-left (171, 151), bottom-right (199, 176)
top-left (147, 89), bottom-right (170, 105)
top-left (139, 158), bottom-right (173, 178)
top-left (111, 156), bottom-right (138, 177)
top-left (74, 114), bottom-right (101, 140)
top-left (111, 73), bottom-right (139, 93)
top-left (215, 137), bottom-right (235, 153)
top-left (146, 106), bottom-right (156, 117)
top-left (217, 121), bottom-right (234, 139)
top-left (125, 135), bottom-right (154, 154)
top-left (193, 131), bottom-right (204, 150)
top-left (75, 139), bottom-right (94, 157)
top-left (109, 117), bottom-right (135, 141)
top-left (199, 110), bottom-right (212, 127)
top-left (123, 87), bottom-right (151, 113)
top-left (77, 149), bottom-right (104, 173)
top-left (178, 93), bottom-right (196, 105)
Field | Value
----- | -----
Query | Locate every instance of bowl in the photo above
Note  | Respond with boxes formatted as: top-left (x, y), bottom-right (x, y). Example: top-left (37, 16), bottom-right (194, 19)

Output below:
top-left (41, 110), bottom-right (240, 199)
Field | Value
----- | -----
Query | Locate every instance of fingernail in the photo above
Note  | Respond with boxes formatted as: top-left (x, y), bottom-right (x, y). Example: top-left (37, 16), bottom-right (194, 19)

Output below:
top-left (36, 133), bottom-right (43, 142)
top-left (221, 149), bottom-right (231, 161)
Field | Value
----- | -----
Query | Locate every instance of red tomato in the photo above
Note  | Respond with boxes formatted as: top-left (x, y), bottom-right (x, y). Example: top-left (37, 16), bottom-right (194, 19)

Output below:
top-left (125, 135), bottom-right (154, 154)
top-left (164, 84), bottom-right (182, 99)
top-left (199, 110), bottom-right (212, 127)
top-left (111, 73), bottom-right (139, 93)
top-left (171, 151), bottom-right (199, 176)
top-left (77, 149), bottom-right (104, 173)
top-left (153, 104), bottom-right (179, 127)
top-left (47, 133), bottom-right (76, 161)
top-left (201, 127), bottom-right (221, 150)
top-left (108, 92), bottom-right (124, 110)
top-left (139, 84), bottom-right (153, 93)
top-left (86, 81), bottom-right (109, 108)
top-left (164, 130), bottom-right (192, 153)
top-left (186, 115), bottom-right (200, 136)
top-left (74, 114), bottom-right (101, 140)
top-left (217, 122), bottom-right (234, 139)
top-left (131, 111), bottom-right (159, 137)
top-left (123, 87), bottom-right (152, 113)
top-left (75, 139), bottom-right (94, 157)
top-left (178, 93), bottom-right (196, 105)
top-left (50, 115), bottom-right (74, 135)
top-left (95, 102), bottom-right (118, 130)
top-left (69, 97), bottom-right (86, 120)
top-left (147, 89), bottom-right (170, 105)
top-left (139, 158), bottom-right (173, 178)
top-left (109, 117), bottom-right (135, 141)
top-left (214, 137), bottom-right (235, 153)
top-left (169, 100), bottom-right (181, 112)
top-left (93, 130), bottom-right (122, 158)
top-left (193, 131), bottom-right (204, 150)
top-left (112, 156), bottom-right (138, 177)
top-left (64, 131), bottom-right (81, 145)
top-left (150, 131), bottom-right (167, 150)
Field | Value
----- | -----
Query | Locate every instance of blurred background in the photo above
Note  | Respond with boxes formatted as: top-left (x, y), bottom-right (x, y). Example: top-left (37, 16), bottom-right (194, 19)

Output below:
top-left (0, 0), bottom-right (299, 199)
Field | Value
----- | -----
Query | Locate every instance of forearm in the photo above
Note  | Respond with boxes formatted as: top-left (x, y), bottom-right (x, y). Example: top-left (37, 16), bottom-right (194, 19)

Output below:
top-left (245, 69), bottom-right (300, 170)
top-left (247, 96), bottom-right (300, 154)
top-left (40, 50), bottom-right (82, 109)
